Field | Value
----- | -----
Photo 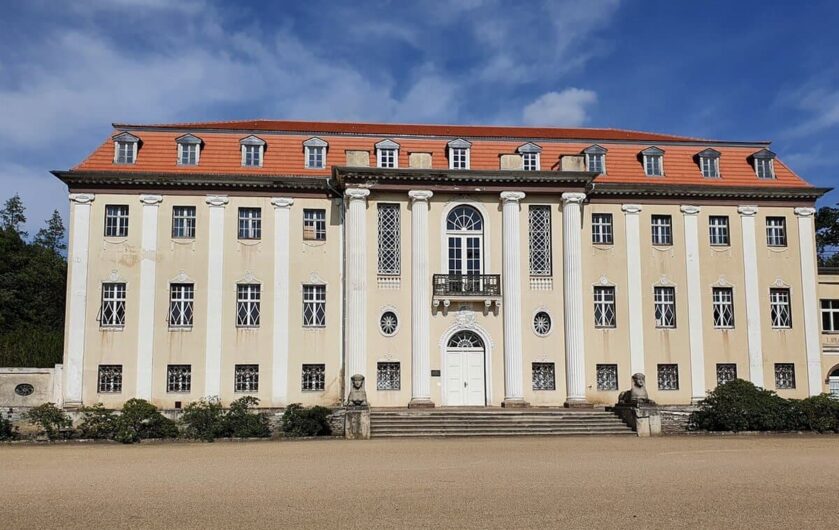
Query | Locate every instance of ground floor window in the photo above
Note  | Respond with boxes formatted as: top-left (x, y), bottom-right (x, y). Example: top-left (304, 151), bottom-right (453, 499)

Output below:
top-left (376, 362), bottom-right (400, 390)
top-left (532, 362), bottom-right (556, 391)
top-left (657, 364), bottom-right (679, 390)
top-left (829, 368), bottom-right (839, 397)
top-left (167, 364), bottom-right (191, 393)
top-left (234, 364), bottom-right (259, 393)
top-left (716, 364), bottom-right (737, 385)
top-left (302, 364), bottom-right (325, 391)
top-left (596, 364), bottom-right (618, 391)
top-left (774, 363), bottom-right (795, 389)
top-left (98, 365), bottom-right (123, 393)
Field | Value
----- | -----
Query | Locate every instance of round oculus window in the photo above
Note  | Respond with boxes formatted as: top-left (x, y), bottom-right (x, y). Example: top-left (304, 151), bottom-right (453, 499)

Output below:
top-left (14, 383), bottom-right (34, 396)
top-left (380, 311), bottom-right (398, 335)
top-left (533, 312), bottom-right (552, 336)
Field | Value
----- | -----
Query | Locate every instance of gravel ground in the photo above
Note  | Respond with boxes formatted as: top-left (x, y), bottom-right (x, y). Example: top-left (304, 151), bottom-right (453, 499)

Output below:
top-left (1, 436), bottom-right (837, 529)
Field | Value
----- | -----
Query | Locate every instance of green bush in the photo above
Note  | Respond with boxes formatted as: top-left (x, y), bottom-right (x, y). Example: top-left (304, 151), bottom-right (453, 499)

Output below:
top-left (795, 394), bottom-right (839, 433)
top-left (180, 397), bottom-right (227, 442)
top-left (113, 399), bottom-right (178, 444)
top-left (690, 379), bottom-right (803, 432)
top-left (225, 396), bottom-right (272, 438)
top-left (0, 415), bottom-right (17, 441)
top-left (77, 404), bottom-right (119, 440)
top-left (281, 404), bottom-right (332, 437)
top-left (24, 402), bottom-right (72, 440)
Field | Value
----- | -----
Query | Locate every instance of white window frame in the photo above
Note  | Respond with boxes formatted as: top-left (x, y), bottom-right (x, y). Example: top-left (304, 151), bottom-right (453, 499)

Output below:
top-left (651, 215), bottom-right (673, 246)
top-left (755, 157), bottom-right (775, 179)
top-left (236, 284), bottom-right (261, 327)
top-left (821, 299), bottom-right (839, 333)
top-left (770, 288), bottom-right (791, 328)
top-left (303, 284), bottom-right (326, 327)
top-left (377, 204), bottom-right (400, 275)
top-left (644, 154), bottom-right (663, 176)
top-left (654, 286), bottom-right (677, 328)
top-left (171, 206), bottom-right (196, 239)
top-left (303, 209), bottom-right (327, 241)
top-left (528, 205), bottom-right (552, 276)
top-left (592, 213), bottom-right (614, 245)
top-left (377, 148), bottom-right (398, 169)
top-left (766, 217), bottom-right (787, 247)
top-left (700, 156), bottom-right (719, 178)
top-left (104, 205), bottom-right (129, 237)
top-left (100, 282), bottom-right (126, 327)
top-left (449, 147), bottom-right (469, 169)
top-left (594, 286), bottom-right (616, 328)
top-left (708, 216), bottom-right (729, 246)
top-left (169, 283), bottom-right (194, 328)
top-left (305, 145), bottom-right (326, 169)
top-left (177, 142), bottom-right (199, 166)
top-left (586, 153), bottom-right (605, 174)
top-left (712, 287), bottom-right (735, 329)
top-left (114, 141), bottom-right (137, 164)
top-left (521, 151), bottom-right (540, 171)
top-left (238, 207), bottom-right (262, 240)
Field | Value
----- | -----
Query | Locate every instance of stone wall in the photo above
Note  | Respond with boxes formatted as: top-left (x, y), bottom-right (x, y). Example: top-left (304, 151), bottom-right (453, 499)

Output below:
top-left (658, 405), bottom-right (697, 434)
top-left (0, 366), bottom-right (62, 408)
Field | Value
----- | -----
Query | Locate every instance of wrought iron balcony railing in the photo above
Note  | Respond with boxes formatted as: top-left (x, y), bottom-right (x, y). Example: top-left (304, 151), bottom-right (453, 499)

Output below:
top-left (432, 274), bottom-right (501, 298)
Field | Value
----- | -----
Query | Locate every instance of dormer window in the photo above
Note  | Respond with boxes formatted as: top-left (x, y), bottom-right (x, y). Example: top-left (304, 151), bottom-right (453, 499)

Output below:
top-left (448, 138), bottom-right (471, 170)
top-left (113, 132), bottom-right (139, 164)
top-left (375, 139), bottom-right (400, 169)
top-left (583, 144), bottom-right (607, 174)
top-left (303, 137), bottom-right (328, 169)
top-left (176, 134), bottom-right (202, 166)
top-left (517, 143), bottom-right (542, 171)
top-left (697, 148), bottom-right (720, 178)
top-left (642, 146), bottom-right (665, 176)
top-left (752, 148), bottom-right (776, 179)
top-left (240, 135), bottom-right (265, 167)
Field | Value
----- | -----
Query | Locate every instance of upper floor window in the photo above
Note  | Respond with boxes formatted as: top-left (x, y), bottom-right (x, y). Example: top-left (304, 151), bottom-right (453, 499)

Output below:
top-left (518, 143), bottom-right (542, 171)
top-left (105, 205), bottom-right (129, 237)
top-left (654, 286), bottom-right (676, 328)
top-left (176, 134), bottom-right (201, 166)
top-left (712, 287), bottom-right (735, 328)
top-left (448, 138), bottom-right (471, 170)
top-left (651, 215), bottom-right (673, 246)
top-left (766, 217), bottom-right (787, 247)
top-left (821, 299), bottom-right (839, 332)
top-left (169, 283), bottom-right (194, 328)
top-left (528, 205), bottom-right (551, 276)
top-left (642, 146), bottom-right (664, 176)
top-left (770, 288), bottom-right (791, 328)
top-left (240, 135), bottom-right (265, 167)
top-left (584, 144), bottom-right (607, 174)
top-left (709, 216), bottom-right (730, 246)
top-left (592, 213), bottom-right (613, 245)
top-left (101, 282), bottom-right (126, 327)
top-left (303, 284), bottom-right (326, 327)
top-left (376, 139), bottom-right (400, 169)
top-left (752, 148), bottom-right (776, 179)
top-left (698, 148), bottom-right (720, 178)
top-left (113, 132), bottom-right (139, 164)
top-left (303, 209), bottom-right (326, 241)
top-left (304, 137), bottom-right (328, 169)
top-left (171, 206), bottom-right (196, 239)
top-left (238, 207), bottom-right (262, 240)
top-left (236, 284), bottom-right (261, 327)
top-left (377, 204), bottom-right (400, 275)
top-left (593, 286), bottom-right (616, 328)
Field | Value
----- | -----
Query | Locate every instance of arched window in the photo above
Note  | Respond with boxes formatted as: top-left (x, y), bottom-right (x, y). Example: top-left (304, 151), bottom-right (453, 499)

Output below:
top-left (447, 330), bottom-right (484, 349)
top-left (829, 366), bottom-right (839, 397)
top-left (446, 206), bottom-right (483, 276)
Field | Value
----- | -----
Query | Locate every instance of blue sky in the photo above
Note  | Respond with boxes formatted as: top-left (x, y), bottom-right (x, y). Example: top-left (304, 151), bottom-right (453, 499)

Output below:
top-left (1, 0), bottom-right (837, 236)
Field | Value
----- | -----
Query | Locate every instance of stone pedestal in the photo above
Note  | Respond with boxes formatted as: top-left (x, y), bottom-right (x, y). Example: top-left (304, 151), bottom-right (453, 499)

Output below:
top-left (608, 404), bottom-right (662, 437)
top-left (344, 407), bottom-right (371, 440)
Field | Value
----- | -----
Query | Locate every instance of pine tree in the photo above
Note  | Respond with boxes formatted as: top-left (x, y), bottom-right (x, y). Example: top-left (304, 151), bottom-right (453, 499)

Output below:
top-left (0, 194), bottom-right (27, 238)
top-left (34, 210), bottom-right (66, 253)
top-left (816, 206), bottom-right (839, 267)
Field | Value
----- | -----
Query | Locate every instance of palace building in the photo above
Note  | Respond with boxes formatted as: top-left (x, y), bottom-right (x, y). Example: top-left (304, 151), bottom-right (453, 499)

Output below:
top-left (53, 119), bottom-right (839, 410)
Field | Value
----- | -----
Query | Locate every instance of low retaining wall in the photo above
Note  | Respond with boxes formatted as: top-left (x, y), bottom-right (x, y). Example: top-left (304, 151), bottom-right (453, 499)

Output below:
top-left (658, 405), bottom-right (698, 434)
top-left (0, 365), bottom-right (63, 409)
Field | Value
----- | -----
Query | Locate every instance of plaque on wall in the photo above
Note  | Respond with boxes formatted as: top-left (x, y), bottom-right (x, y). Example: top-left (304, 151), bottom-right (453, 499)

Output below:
top-left (431, 370), bottom-right (441, 377)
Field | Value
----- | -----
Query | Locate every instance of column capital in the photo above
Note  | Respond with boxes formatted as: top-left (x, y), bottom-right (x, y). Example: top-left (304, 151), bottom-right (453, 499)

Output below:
top-left (500, 191), bottom-right (526, 203)
top-left (737, 205), bottom-right (758, 216)
top-left (680, 204), bottom-right (701, 216)
top-left (794, 207), bottom-right (816, 218)
top-left (206, 195), bottom-right (229, 208)
top-left (69, 193), bottom-right (95, 204)
top-left (271, 197), bottom-right (295, 209)
top-left (139, 194), bottom-right (163, 206)
top-left (408, 190), bottom-right (433, 202)
top-left (561, 192), bottom-right (586, 204)
top-left (621, 204), bottom-right (642, 215)
top-left (345, 188), bottom-right (371, 201)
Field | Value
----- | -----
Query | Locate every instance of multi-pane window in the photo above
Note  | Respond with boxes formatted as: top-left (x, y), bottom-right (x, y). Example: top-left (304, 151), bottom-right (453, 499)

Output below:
top-left (712, 287), bottom-right (735, 328)
top-left (167, 364), bottom-right (192, 393)
top-left (528, 206), bottom-right (552, 276)
top-left (770, 288), bottom-right (791, 328)
top-left (179, 143), bottom-right (198, 165)
top-left (766, 217), bottom-right (787, 247)
top-left (169, 283), bottom-right (194, 328)
top-left (700, 156), bottom-right (719, 178)
top-left (708, 216), bottom-right (730, 246)
top-left (657, 364), bottom-right (679, 390)
top-left (586, 153), bottom-right (604, 173)
top-left (303, 285), bottom-right (326, 327)
top-left (104, 205), bottom-right (129, 237)
top-left (377, 204), bottom-right (400, 275)
top-left (98, 365), bottom-right (123, 393)
top-left (171, 206), bottom-right (196, 239)
top-left (306, 146), bottom-right (325, 169)
top-left (377, 362), bottom-right (400, 390)
top-left (716, 364), bottom-right (737, 385)
top-left (596, 364), bottom-right (618, 391)
top-left (644, 154), bottom-right (663, 176)
top-left (654, 286), bottom-right (677, 328)
top-left (821, 299), bottom-right (839, 332)
top-left (303, 209), bottom-right (326, 241)
top-left (532, 362), bottom-right (556, 391)
top-left (101, 283), bottom-right (126, 327)
top-left (302, 364), bottom-right (325, 391)
top-left (378, 148), bottom-right (397, 168)
top-left (243, 144), bottom-right (261, 167)
top-left (236, 284), bottom-right (261, 327)
top-left (755, 157), bottom-right (774, 179)
top-left (238, 207), bottom-right (261, 240)
top-left (592, 213), bottom-right (613, 244)
top-left (593, 286), bottom-right (616, 328)
top-left (651, 215), bottom-right (673, 245)
top-left (522, 152), bottom-right (539, 171)
top-left (116, 141), bottom-right (135, 164)
top-left (234, 364), bottom-right (259, 392)
top-left (450, 147), bottom-right (469, 169)
top-left (774, 363), bottom-right (795, 389)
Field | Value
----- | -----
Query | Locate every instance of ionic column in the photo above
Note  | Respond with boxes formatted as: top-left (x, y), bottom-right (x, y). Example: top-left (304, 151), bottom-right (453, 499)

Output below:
top-left (136, 194), bottom-right (163, 400)
top-left (64, 193), bottom-right (95, 407)
top-left (409, 190), bottom-right (434, 408)
top-left (738, 205), bottom-right (764, 387)
top-left (562, 192), bottom-right (587, 406)
top-left (622, 204), bottom-right (646, 376)
top-left (345, 189), bottom-right (370, 384)
top-left (271, 197), bottom-right (294, 406)
top-left (501, 191), bottom-right (527, 407)
top-left (795, 207), bottom-right (823, 396)
top-left (204, 195), bottom-right (228, 398)
top-left (681, 205), bottom-right (706, 402)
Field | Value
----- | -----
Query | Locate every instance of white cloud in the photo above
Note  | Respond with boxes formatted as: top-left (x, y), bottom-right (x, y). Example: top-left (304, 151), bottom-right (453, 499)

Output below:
top-left (521, 88), bottom-right (598, 126)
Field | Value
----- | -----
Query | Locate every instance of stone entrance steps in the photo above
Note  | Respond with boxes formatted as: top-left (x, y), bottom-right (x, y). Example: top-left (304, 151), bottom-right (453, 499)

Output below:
top-left (370, 408), bottom-right (635, 438)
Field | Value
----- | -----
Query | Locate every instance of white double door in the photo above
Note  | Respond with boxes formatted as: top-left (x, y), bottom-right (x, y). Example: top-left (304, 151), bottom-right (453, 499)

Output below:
top-left (445, 347), bottom-right (485, 406)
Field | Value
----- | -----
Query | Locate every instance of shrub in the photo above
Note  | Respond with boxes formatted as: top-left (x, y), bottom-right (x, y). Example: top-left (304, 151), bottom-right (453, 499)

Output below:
top-left (77, 404), bottom-right (119, 440)
top-left (281, 404), bottom-right (332, 437)
top-left (180, 397), bottom-right (227, 442)
top-left (0, 415), bottom-right (17, 441)
top-left (24, 402), bottom-right (72, 440)
top-left (794, 394), bottom-right (839, 433)
top-left (690, 379), bottom-right (802, 432)
top-left (113, 399), bottom-right (178, 444)
top-left (225, 396), bottom-right (272, 438)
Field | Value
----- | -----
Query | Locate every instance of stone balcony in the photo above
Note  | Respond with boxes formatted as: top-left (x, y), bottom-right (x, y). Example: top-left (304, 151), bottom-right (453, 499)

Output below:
top-left (431, 274), bottom-right (501, 309)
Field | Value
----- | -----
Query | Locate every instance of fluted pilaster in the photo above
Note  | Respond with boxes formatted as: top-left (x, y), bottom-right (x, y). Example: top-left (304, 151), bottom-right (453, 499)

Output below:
top-left (501, 191), bottom-right (527, 407)
top-left (562, 192), bottom-right (587, 406)
top-left (408, 190), bottom-right (434, 408)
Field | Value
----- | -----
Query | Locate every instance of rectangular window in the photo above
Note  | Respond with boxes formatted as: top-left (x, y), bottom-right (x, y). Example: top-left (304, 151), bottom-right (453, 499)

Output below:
top-left (376, 362), bottom-right (401, 390)
top-left (654, 286), bottom-right (677, 328)
top-left (303, 209), bottom-right (326, 241)
top-left (116, 142), bottom-right (135, 164)
top-left (303, 284), bottom-right (326, 327)
top-left (306, 146), bottom-right (325, 169)
top-left (593, 286), bottom-right (616, 328)
top-left (377, 204), bottom-right (400, 275)
top-left (100, 282), bottom-right (126, 327)
top-left (528, 206), bottom-right (552, 276)
top-left (532, 362), bottom-right (556, 391)
top-left (179, 143), bottom-right (198, 165)
top-left (651, 215), bottom-right (672, 245)
top-left (98, 365), bottom-right (123, 393)
top-left (766, 217), bottom-right (787, 247)
top-left (756, 158), bottom-right (774, 179)
top-left (596, 364), bottom-right (619, 391)
top-left (236, 284), bottom-right (261, 327)
top-left (587, 153), bottom-right (604, 173)
top-left (774, 363), bottom-right (795, 389)
top-left (522, 152), bottom-right (539, 171)
top-left (243, 144), bottom-right (261, 167)
top-left (450, 147), bottom-right (469, 169)
top-left (770, 288), bottom-right (791, 328)
top-left (169, 283), bottom-right (194, 328)
top-left (700, 156), bottom-right (719, 178)
top-left (716, 364), bottom-right (737, 386)
top-left (708, 216), bottom-right (730, 246)
top-left (377, 148), bottom-right (397, 168)
top-left (591, 213), bottom-right (613, 245)
top-left (302, 364), bottom-right (325, 391)
top-left (644, 154), bottom-right (663, 176)
top-left (822, 299), bottom-right (839, 332)
top-left (234, 364), bottom-right (259, 393)
top-left (167, 364), bottom-right (192, 393)
top-left (238, 207), bottom-right (262, 240)
top-left (712, 287), bottom-right (735, 328)
top-left (657, 364), bottom-right (679, 390)
top-left (171, 206), bottom-right (196, 239)
top-left (104, 205), bottom-right (129, 237)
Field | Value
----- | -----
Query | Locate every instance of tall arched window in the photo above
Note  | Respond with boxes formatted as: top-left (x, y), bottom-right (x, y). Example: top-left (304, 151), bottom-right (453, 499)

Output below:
top-left (446, 206), bottom-right (483, 276)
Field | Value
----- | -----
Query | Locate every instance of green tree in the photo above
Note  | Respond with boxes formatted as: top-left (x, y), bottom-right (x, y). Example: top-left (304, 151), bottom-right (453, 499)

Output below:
top-left (816, 205), bottom-right (839, 267)
top-left (0, 194), bottom-right (27, 238)
top-left (34, 210), bottom-right (66, 253)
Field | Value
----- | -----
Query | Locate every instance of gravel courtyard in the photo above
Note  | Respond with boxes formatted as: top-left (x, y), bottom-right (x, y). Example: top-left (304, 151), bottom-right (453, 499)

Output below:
top-left (1, 436), bottom-right (837, 528)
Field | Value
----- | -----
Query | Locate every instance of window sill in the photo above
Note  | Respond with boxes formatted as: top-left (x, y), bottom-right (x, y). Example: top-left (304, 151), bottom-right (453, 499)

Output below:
top-left (771, 327), bottom-right (792, 331)
top-left (103, 237), bottom-right (129, 244)
top-left (166, 390), bottom-right (191, 394)
top-left (97, 391), bottom-right (123, 394)
top-left (301, 389), bottom-right (325, 393)
top-left (235, 326), bottom-right (261, 330)
top-left (171, 237), bottom-right (196, 244)
top-left (234, 390), bottom-right (259, 394)
top-left (237, 239), bottom-right (262, 246)
top-left (595, 326), bottom-right (617, 330)
top-left (303, 325), bottom-right (326, 330)
top-left (100, 326), bottom-right (125, 332)
top-left (592, 243), bottom-right (614, 248)
top-left (168, 326), bottom-right (193, 332)
top-left (713, 327), bottom-right (735, 331)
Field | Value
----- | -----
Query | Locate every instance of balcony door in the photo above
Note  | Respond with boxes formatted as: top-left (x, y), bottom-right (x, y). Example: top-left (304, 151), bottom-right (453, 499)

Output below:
top-left (447, 206), bottom-right (484, 295)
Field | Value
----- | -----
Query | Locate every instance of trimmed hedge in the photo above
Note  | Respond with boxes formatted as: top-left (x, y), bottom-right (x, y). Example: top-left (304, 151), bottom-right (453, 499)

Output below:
top-left (281, 403), bottom-right (332, 437)
top-left (180, 396), bottom-right (271, 441)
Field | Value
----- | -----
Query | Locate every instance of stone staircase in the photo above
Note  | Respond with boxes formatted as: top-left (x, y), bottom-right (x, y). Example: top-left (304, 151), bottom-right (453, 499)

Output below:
top-left (370, 408), bottom-right (635, 438)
